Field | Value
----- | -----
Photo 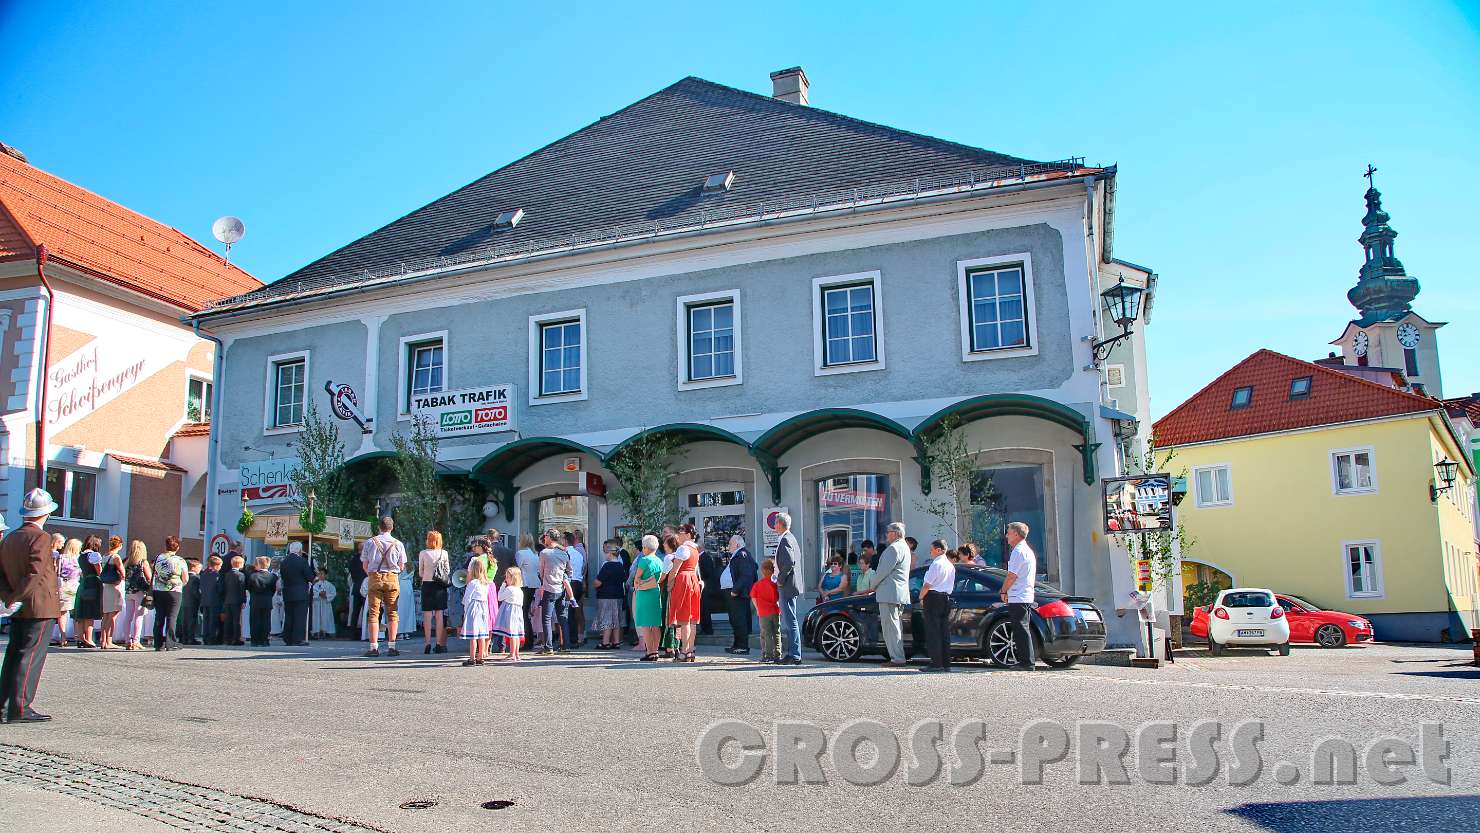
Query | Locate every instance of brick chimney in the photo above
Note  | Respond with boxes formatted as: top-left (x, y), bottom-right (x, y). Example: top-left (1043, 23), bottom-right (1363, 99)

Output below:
top-left (769, 67), bottom-right (809, 106)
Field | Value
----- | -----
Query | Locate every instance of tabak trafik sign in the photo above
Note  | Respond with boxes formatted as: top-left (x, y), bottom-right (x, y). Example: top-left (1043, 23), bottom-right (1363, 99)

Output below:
top-left (410, 384), bottom-right (515, 438)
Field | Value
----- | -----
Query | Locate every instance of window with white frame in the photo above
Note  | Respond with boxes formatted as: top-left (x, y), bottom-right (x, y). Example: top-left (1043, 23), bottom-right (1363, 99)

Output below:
top-left (677, 290), bottom-right (741, 388)
top-left (1193, 465), bottom-right (1233, 507)
top-left (822, 283), bottom-right (875, 365)
top-left (527, 309), bottom-right (587, 403)
top-left (956, 254), bottom-right (1037, 362)
top-left (186, 376), bottom-right (213, 422)
top-left (1331, 448), bottom-right (1376, 495)
top-left (404, 336), bottom-right (446, 410)
top-left (1105, 364), bottom-right (1126, 389)
top-left (1344, 541), bottom-right (1382, 598)
top-left (812, 271), bottom-right (883, 375)
top-left (965, 263), bottom-right (1030, 352)
top-left (44, 467), bottom-right (97, 521)
top-left (271, 356), bottom-right (306, 428)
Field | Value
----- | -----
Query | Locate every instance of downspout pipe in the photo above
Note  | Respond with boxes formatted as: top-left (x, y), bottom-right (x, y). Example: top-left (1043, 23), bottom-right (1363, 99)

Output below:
top-left (192, 320), bottom-right (225, 545)
top-left (33, 244), bottom-right (53, 492)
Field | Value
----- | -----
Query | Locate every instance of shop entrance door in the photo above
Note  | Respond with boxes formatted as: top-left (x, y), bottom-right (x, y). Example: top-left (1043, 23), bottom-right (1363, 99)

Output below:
top-left (683, 485), bottom-right (747, 628)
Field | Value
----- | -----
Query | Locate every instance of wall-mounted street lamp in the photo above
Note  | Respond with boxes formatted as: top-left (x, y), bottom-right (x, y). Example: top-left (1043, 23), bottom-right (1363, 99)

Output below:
top-left (1430, 458), bottom-right (1460, 502)
top-left (1089, 273), bottom-right (1146, 366)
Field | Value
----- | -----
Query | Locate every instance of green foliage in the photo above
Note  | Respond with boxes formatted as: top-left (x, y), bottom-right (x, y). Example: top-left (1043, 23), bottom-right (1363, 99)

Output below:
top-left (440, 475), bottom-right (489, 553)
top-left (236, 508), bottom-right (255, 535)
top-left (913, 414), bottom-right (983, 542)
top-left (607, 432), bottom-right (686, 536)
top-left (1184, 580), bottom-right (1224, 610)
top-left (387, 416), bottom-right (443, 553)
top-left (1115, 440), bottom-right (1196, 594)
top-left (299, 505), bottom-right (327, 535)
top-left (289, 400), bottom-right (350, 517)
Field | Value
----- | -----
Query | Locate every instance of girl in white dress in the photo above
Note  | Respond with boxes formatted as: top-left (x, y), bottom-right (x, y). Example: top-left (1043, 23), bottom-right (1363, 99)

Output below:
top-left (493, 566), bottom-right (525, 662)
top-left (461, 559), bottom-right (491, 666)
top-left (309, 568), bottom-right (337, 638)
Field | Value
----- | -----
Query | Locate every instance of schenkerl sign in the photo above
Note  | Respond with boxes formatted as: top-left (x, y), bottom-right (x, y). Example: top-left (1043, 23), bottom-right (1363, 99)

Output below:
top-left (411, 384), bottom-right (515, 438)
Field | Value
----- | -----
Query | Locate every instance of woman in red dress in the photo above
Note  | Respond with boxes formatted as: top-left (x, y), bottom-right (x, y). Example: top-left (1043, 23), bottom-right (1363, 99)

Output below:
top-left (664, 524), bottom-right (702, 662)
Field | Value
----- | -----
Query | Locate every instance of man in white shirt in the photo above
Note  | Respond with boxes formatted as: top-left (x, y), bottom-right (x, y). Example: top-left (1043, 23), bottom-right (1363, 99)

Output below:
top-left (917, 539), bottom-right (955, 673)
top-left (538, 530), bottom-right (572, 653)
top-left (359, 517), bottom-right (408, 657)
top-left (998, 521), bottom-right (1038, 671)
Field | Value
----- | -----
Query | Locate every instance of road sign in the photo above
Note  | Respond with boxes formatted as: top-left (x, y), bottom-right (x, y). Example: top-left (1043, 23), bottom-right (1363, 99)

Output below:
top-left (209, 533), bottom-right (230, 559)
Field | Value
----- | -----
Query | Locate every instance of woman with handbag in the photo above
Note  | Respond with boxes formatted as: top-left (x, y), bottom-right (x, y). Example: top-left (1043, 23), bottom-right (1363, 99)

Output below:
top-left (418, 530), bottom-right (451, 654)
top-left (122, 540), bottom-right (153, 650)
top-left (98, 536), bottom-right (126, 649)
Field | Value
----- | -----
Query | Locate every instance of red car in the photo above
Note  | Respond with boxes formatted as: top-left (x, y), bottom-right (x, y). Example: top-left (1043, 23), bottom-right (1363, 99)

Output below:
top-left (1190, 594), bottom-right (1374, 648)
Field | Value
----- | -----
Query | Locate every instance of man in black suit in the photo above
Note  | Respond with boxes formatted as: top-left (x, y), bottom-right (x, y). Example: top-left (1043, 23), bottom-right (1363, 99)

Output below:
top-left (721, 536), bottom-right (758, 654)
top-left (697, 546), bottom-right (722, 635)
top-left (177, 560), bottom-right (204, 644)
top-left (487, 529), bottom-right (515, 586)
top-left (220, 556), bottom-right (246, 646)
top-left (347, 546), bottom-right (367, 639)
top-left (0, 489), bottom-right (62, 723)
top-left (198, 556), bottom-right (223, 644)
top-left (279, 542), bottom-right (314, 646)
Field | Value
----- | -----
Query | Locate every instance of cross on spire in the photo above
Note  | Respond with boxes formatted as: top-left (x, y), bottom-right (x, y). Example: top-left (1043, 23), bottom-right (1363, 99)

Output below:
top-left (1364, 164), bottom-right (1378, 188)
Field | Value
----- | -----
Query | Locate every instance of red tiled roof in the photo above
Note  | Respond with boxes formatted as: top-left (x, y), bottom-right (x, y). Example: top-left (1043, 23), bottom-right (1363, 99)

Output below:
top-left (0, 151), bottom-right (261, 310)
top-left (1444, 394), bottom-right (1480, 424)
top-left (172, 422), bottom-right (212, 438)
top-left (1153, 349), bottom-right (1441, 447)
top-left (110, 453), bottom-right (187, 474)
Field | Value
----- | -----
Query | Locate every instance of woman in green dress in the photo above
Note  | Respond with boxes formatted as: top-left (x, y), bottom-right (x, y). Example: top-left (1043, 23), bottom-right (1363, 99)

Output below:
top-left (631, 535), bottom-right (664, 661)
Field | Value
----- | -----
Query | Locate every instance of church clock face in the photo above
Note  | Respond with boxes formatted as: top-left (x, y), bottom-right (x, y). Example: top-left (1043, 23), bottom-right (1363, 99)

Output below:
top-left (1397, 323), bottom-right (1420, 349)
top-left (1353, 331), bottom-right (1369, 356)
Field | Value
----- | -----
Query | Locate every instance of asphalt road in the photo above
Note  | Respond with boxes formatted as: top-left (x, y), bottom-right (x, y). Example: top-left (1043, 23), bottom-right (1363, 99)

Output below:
top-left (2, 638), bottom-right (1478, 833)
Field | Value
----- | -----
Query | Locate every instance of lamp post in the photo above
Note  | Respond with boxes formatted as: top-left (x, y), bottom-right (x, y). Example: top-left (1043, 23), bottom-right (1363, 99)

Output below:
top-left (1430, 458), bottom-right (1460, 502)
top-left (1089, 273), bottom-right (1146, 366)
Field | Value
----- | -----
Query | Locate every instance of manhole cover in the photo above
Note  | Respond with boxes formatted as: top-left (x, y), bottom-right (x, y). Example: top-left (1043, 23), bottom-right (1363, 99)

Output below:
top-left (482, 800), bottom-right (515, 810)
top-left (399, 800), bottom-right (438, 810)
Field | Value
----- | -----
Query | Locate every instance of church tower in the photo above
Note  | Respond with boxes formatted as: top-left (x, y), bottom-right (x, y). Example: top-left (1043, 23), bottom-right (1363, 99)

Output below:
top-left (1331, 168), bottom-right (1445, 396)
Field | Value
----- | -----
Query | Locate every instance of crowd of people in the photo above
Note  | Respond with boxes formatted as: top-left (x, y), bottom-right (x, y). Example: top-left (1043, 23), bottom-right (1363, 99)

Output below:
top-left (3, 479), bottom-right (1043, 722)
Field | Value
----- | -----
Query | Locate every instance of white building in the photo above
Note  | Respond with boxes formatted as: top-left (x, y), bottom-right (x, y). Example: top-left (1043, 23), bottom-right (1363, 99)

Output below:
top-left (192, 69), bottom-right (1162, 645)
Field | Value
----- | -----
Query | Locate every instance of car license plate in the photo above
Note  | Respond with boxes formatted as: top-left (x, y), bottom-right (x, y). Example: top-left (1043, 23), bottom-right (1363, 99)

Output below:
top-left (1236, 628), bottom-right (1264, 637)
top-left (1079, 609), bottom-right (1101, 623)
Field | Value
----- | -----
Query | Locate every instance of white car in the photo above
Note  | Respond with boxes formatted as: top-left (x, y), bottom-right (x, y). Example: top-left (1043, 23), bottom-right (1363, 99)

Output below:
top-left (1205, 587), bottom-right (1290, 656)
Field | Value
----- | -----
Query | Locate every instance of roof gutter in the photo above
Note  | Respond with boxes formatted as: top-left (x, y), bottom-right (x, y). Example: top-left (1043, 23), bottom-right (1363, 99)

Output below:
top-left (192, 320), bottom-right (226, 543)
top-left (33, 244), bottom-right (53, 492)
top-left (191, 169), bottom-right (1115, 325)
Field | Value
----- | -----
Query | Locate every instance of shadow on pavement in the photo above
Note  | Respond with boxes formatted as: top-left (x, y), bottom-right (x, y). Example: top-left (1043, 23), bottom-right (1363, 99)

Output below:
top-left (1225, 796), bottom-right (1480, 832)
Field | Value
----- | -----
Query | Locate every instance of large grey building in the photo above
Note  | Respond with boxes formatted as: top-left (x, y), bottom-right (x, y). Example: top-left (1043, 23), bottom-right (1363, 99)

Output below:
top-left (192, 68), bottom-right (1161, 646)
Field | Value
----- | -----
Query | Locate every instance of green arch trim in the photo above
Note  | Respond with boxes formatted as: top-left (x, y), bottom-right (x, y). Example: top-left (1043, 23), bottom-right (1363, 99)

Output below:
top-left (471, 436), bottom-right (608, 522)
top-left (605, 422), bottom-right (751, 461)
top-left (913, 394), bottom-right (1099, 485)
top-left (753, 408), bottom-right (915, 459)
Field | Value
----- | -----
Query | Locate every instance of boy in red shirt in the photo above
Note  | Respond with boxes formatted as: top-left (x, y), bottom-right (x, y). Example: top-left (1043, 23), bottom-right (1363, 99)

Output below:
top-left (749, 558), bottom-right (781, 663)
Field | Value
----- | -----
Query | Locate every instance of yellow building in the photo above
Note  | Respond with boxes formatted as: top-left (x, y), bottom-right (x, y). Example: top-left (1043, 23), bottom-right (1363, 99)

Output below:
top-left (1154, 349), bottom-right (1477, 642)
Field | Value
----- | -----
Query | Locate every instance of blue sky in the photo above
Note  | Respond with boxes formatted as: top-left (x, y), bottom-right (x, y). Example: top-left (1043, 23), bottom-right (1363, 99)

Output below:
top-left (2, 2), bottom-right (1477, 417)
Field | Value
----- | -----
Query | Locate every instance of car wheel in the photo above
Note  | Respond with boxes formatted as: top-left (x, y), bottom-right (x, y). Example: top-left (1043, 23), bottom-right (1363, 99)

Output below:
top-left (1043, 654), bottom-right (1080, 669)
top-left (816, 616), bottom-right (861, 662)
top-left (1314, 624), bottom-right (1347, 649)
top-left (1208, 636), bottom-right (1224, 656)
top-left (1277, 641), bottom-right (1291, 657)
top-left (986, 620), bottom-right (1018, 668)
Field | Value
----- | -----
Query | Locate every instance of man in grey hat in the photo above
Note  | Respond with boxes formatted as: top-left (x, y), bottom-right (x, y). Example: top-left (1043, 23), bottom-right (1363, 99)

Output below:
top-left (0, 488), bottom-right (61, 723)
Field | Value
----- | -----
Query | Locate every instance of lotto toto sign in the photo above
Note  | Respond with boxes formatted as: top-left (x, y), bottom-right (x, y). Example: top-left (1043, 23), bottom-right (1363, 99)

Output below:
top-left (411, 384), bottom-right (515, 438)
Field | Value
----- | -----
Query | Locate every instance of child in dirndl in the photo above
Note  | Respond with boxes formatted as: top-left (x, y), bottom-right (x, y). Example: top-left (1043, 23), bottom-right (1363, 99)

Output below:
top-left (493, 566), bottom-right (525, 661)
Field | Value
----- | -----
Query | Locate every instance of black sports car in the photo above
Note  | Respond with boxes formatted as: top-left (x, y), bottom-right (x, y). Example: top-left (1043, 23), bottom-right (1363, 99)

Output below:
top-left (802, 564), bottom-right (1107, 668)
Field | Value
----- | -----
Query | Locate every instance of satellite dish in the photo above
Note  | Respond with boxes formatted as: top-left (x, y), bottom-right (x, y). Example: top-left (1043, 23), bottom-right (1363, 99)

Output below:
top-left (212, 216), bottom-right (245, 262)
